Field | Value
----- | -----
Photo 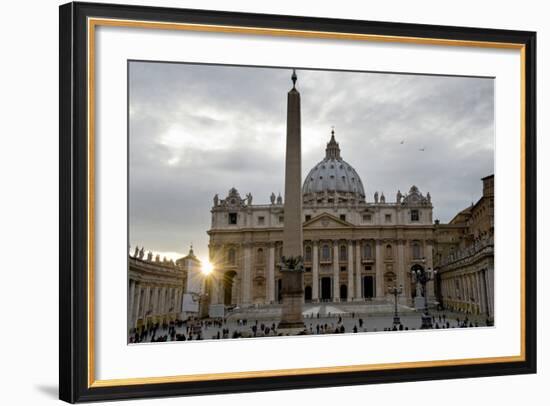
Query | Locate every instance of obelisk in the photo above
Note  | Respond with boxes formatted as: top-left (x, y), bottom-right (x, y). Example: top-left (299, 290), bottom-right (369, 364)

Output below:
top-left (278, 69), bottom-right (305, 333)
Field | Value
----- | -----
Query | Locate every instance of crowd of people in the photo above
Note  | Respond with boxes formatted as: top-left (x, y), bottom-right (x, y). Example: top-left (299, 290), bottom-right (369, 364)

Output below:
top-left (128, 311), bottom-right (491, 344)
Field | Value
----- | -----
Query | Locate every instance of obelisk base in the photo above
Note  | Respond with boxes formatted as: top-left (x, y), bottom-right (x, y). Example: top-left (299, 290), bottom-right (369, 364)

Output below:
top-left (278, 266), bottom-right (305, 333)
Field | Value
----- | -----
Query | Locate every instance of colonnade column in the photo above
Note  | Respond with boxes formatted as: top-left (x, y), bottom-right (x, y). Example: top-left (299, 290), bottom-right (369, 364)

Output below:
top-left (152, 286), bottom-right (159, 315)
top-left (267, 244), bottom-right (276, 303)
top-left (142, 286), bottom-right (150, 324)
top-left (375, 241), bottom-right (384, 298)
top-left (128, 281), bottom-right (136, 329)
top-left (133, 284), bottom-right (142, 322)
top-left (472, 274), bottom-right (478, 312)
top-left (312, 242), bottom-right (319, 302)
top-left (347, 240), bottom-right (354, 302)
top-left (477, 271), bottom-right (486, 314)
top-left (487, 265), bottom-right (494, 318)
top-left (480, 270), bottom-right (487, 315)
top-left (332, 242), bottom-right (340, 302)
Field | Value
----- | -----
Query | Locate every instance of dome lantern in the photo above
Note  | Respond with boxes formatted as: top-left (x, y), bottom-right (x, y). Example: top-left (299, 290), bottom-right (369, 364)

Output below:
top-left (325, 127), bottom-right (341, 159)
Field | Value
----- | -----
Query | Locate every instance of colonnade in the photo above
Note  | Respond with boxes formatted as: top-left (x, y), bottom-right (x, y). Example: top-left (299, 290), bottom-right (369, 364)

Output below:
top-left (439, 266), bottom-right (494, 317)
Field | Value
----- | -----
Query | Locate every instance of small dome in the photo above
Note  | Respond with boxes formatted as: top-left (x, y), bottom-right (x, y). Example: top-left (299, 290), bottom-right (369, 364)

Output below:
top-left (302, 130), bottom-right (365, 200)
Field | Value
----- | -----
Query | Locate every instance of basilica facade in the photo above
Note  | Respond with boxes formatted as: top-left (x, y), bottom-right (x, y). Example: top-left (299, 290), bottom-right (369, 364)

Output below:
top-left (207, 131), bottom-right (436, 308)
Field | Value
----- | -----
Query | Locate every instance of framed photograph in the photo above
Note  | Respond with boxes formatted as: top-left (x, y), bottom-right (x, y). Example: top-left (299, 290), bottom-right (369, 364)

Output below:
top-left (59, 1), bottom-right (536, 403)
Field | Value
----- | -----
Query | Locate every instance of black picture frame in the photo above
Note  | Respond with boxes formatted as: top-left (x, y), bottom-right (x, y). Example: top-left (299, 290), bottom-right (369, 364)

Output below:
top-left (59, 1), bottom-right (537, 403)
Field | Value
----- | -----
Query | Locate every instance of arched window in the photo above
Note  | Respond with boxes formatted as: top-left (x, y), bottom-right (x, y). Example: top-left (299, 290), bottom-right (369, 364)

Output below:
top-left (363, 243), bottom-right (372, 259)
top-left (385, 244), bottom-right (393, 258)
top-left (304, 245), bottom-right (312, 262)
top-left (256, 248), bottom-right (265, 264)
top-left (227, 248), bottom-right (236, 265)
top-left (412, 242), bottom-right (421, 259)
top-left (339, 244), bottom-right (347, 261)
top-left (322, 244), bottom-right (331, 261)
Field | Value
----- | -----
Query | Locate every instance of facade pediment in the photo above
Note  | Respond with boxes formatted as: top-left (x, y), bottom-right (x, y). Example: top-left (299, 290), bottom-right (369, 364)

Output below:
top-left (303, 213), bottom-right (353, 229)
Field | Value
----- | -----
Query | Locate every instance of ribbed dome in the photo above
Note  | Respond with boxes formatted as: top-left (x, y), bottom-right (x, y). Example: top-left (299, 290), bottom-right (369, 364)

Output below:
top-left (302, 131), bottom-right (365, 200)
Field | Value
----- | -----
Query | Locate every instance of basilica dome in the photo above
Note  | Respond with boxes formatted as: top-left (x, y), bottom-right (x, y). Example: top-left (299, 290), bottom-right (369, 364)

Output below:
top-left (302, 130), bottom-right (365, 202)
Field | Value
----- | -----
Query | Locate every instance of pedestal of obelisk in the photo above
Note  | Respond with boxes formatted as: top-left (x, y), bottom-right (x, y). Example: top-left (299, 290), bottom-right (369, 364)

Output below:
top-left (278, 69), bottom-right (305, 334)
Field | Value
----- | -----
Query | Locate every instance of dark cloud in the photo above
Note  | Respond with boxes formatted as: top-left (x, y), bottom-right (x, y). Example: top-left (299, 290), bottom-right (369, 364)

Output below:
top-left (129, 61), bottom-right (494, 260)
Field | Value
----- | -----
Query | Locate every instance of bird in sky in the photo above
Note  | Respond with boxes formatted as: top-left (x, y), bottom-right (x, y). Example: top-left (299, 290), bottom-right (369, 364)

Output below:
top-left (419, 147), bottom-right (426, 152)
top-left (400, 140), bottom-right (405, 144)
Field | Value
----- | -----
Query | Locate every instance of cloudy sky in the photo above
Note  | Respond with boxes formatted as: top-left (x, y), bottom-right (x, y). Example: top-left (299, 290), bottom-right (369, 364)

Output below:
top-left (129, 61), bottom-right (494, 262)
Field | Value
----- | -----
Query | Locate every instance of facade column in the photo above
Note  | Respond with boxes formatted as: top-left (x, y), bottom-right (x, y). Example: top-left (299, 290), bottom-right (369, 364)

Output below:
top-left (267, 244), bottom-right (276, 303)
top-left (242, 244), bottom-right (252, 305)
top-left (312, 242), bottom-right (319, 302)
top-left (347, 240), bottom-right (354, 302)
top-left (375, 241), bottom-right (384, 298)
top-left (425, 241), bottom-right (435, 299)
top-left (210, 278), bottom-right (219, 305)
top-left (397, 240), bottom-right (406, 300)
top-left (355, 241), bottom-right (362, 300)
top-left (332, 241), bottom-right (340, 301)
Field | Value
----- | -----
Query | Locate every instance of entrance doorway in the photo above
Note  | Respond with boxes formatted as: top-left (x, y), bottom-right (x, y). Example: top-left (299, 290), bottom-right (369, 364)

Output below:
top-left (304, 285), bottom-right (312, 302)
top-left (363, 275), bottom-right (375, 298)
top-left (340, 284), bottom-right (348, 300)
top-left (321, 277), bottom-right (331, 301)
top-left (277, 279), bottom-right (283, 303)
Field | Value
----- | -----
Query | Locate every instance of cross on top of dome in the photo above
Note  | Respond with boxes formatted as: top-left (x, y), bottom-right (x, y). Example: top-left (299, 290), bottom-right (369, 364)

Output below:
top-left (325, 127), bottom-right (341, 159)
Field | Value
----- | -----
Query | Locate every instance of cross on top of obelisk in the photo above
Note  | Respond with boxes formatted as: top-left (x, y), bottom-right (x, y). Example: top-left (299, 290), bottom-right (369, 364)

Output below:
top-left (291, 69), bottom-right (297, 89)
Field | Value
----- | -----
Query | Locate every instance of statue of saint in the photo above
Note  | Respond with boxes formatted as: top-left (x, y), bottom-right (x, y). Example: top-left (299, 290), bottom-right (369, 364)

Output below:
top-left (426, 192), bottom-right (431, 203)
top-left (138, 247), bottom-right (144, 259)
top-left (277, 193), bottom-right (283, 205)
top-left (147, 251), bottom-right (153, 261)
top-left (246, 192), bottom-right (253, 205)
top-left (380, 193), bottom-right (386, 203)
top-left (133, 246), bottom-right (139, 258)
top-left (213, 193), bottom-right (219, 207)
top-left (374, 191), bottom-right (379, 203)
top-left (270, 192), bottom-right (276, 204)
top-left (396, 190), bottom-right (402, 204)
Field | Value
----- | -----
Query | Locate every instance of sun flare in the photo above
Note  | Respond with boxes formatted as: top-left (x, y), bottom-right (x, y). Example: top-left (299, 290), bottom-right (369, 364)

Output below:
top-left (201, 260), bottom-right (214, 276)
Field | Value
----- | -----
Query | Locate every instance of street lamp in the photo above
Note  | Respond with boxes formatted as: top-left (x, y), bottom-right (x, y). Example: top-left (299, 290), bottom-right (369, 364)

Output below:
top-left (387, 285), bottom-right (403, 327)
top-left (411, 266), bottom-right (437, 329)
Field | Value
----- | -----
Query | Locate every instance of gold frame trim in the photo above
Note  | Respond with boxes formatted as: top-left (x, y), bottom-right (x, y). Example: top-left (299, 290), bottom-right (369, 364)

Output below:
top-left (87, 17), bottom-right (527, 388)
